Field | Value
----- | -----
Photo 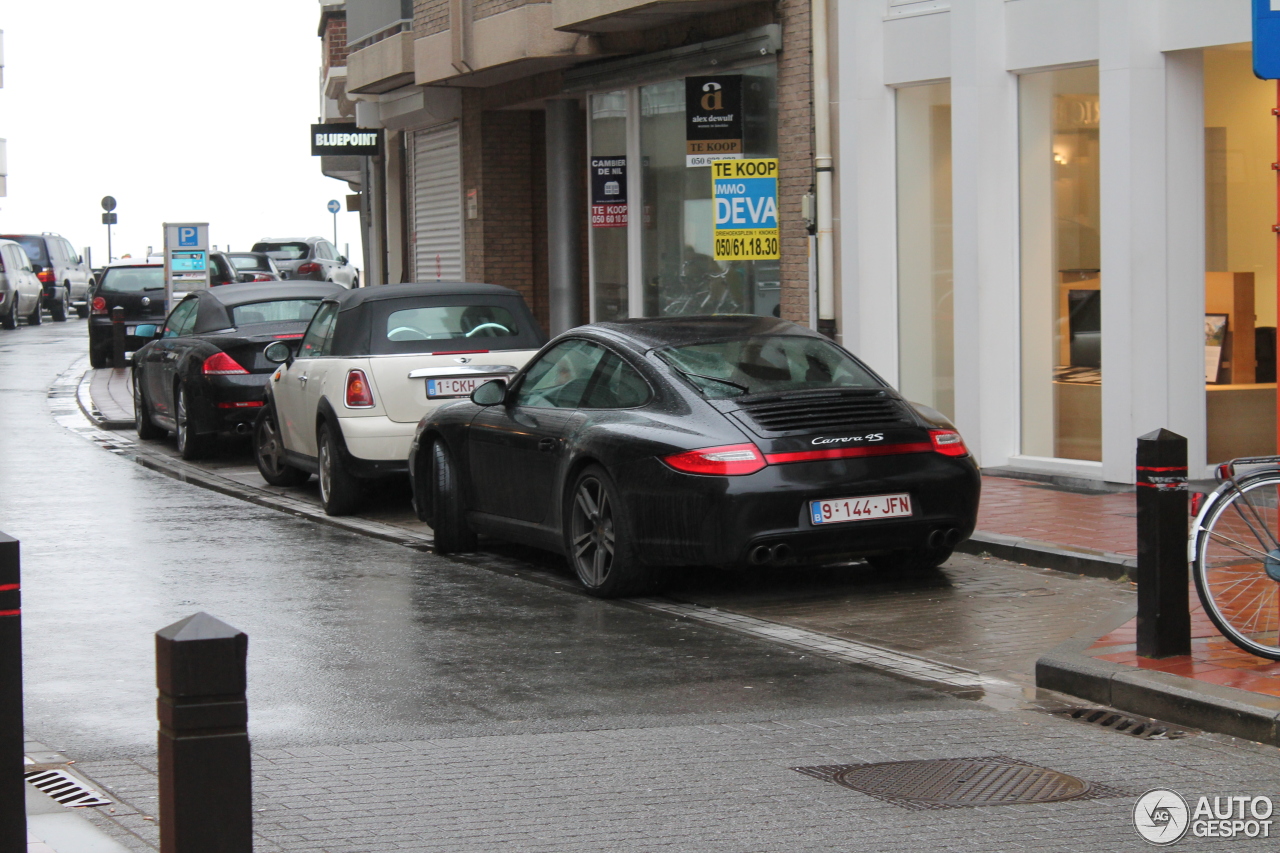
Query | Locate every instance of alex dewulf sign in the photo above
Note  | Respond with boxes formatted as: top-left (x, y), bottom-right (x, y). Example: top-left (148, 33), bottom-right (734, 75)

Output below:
top-left (686, 76), bottom-right (743, 167)
top-left (310, 124), bottom-right (383, 156)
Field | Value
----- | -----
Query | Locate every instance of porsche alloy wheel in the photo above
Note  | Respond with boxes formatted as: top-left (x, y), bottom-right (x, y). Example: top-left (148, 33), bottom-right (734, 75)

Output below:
top-left (567, 466), bottom-right (650, 598)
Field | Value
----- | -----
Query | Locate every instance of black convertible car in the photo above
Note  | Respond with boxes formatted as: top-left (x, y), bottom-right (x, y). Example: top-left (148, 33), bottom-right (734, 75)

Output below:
top-left (409, 316), bottom-right (981, 597)
top-left (132, 281), bottom-right (342, 459)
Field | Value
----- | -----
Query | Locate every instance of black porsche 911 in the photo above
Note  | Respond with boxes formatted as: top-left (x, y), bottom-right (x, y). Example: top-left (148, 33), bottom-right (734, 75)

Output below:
top-left (132, 281), bottom-right (342, 459)
top-left (409, 315), bottom-right (981, 597)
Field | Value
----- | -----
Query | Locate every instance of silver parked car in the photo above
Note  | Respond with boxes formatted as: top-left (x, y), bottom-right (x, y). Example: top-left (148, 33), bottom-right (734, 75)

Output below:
top-left (0, 239), bottom-right (44, 330)
top-left (250, 237), bottom-right (358, 288)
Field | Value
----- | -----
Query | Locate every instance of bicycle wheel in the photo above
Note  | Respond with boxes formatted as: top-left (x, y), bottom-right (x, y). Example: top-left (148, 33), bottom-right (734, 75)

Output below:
top-left (1191, 469), bottom-right (1280, 659)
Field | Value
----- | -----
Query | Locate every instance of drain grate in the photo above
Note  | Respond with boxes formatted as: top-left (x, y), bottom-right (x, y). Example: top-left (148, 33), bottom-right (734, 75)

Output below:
top-left (794, 756), bottom-right (1127, 810)
top-left (25, 768), bottom-right (112, 808)
top-left (1049, 706), bottom-right (1195, 740)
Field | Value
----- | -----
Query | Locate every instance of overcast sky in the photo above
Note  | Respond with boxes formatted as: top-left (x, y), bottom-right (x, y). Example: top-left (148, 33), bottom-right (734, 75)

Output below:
top-left (0, 0), bottom-right (363, 266)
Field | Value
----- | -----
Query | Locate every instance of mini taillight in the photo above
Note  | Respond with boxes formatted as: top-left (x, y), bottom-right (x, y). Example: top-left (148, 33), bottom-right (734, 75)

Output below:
top-left (202, 352), bottom-right (249, 375)
top-left (297, 262), bottom-right (322, 275)
top-left (929, 429), bottom-right (969, 457)
top-left (663, 443), bottom-right (766, 476)
top-left (91, 296), bottom-right (107, 315)
top-left (345, 369), bottom-right (374, 408)
top-left (36, 269), bottom-right (55, 284)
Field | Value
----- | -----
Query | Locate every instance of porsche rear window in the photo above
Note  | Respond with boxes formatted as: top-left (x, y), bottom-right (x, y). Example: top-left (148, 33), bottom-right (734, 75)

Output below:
top-left (385, 305), bottom-right (519, 343)
top-left (231, 299), bottom-right (324, 326)
top-left (658, 336), bottom-right (882, 399)
top-left (99, 266), bottom-right (165, 292)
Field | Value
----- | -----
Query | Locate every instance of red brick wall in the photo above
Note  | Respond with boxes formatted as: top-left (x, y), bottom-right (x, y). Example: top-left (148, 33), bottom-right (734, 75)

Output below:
top-left (414, 0), bottom-right (450, 36)
top-left (776, 0), bottom-right (813, 325)
top-left (322, 15), bottom-right (349, 69)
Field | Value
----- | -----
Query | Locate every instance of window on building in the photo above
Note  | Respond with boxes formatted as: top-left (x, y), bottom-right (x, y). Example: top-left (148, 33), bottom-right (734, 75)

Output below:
top-left (589, 91), bottom-right (629, 321)
top-left (1203, 46), bottom-right (1277, 462)
top-left (895, 82), bottom-right (953, 420)
top-left (1019, 66), bottom-right (1101, 461)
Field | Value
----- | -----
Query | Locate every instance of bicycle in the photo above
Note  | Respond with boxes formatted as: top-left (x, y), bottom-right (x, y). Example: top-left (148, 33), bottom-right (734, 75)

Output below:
top-left (1190, 455), bottom-right (1280, 659)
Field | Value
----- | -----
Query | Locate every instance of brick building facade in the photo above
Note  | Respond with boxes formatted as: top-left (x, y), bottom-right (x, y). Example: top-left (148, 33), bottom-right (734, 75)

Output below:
top-left (337, 0), bottom-right (818, 334)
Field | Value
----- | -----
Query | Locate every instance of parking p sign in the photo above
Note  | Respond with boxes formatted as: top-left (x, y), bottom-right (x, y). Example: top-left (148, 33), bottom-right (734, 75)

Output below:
top-left (178, 227), bottom-right (198, 247)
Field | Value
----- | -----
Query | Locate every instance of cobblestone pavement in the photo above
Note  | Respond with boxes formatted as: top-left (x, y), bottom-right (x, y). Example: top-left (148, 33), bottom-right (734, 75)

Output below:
top-left (74, 707), bottom-right (1280, 851)
top-left (978, 477), bottom-right (1138, 558)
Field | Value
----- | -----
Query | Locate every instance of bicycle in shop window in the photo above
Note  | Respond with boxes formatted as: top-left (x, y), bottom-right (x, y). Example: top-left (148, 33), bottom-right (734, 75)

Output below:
top-left (1190, 456), bottom-right (1280, 659)
top-left (660, 255), bottom-right (749, 317)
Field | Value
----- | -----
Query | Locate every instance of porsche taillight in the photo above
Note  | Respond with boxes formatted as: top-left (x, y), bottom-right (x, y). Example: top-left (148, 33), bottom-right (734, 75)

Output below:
top-left (297, 262), bottom-right (322, 276)
top-left (663, 444), bottom-right (766, 476)
top-left (929, 429), bottom-right (969, 457)
top-left (345, 369), bottom-right (374, 408)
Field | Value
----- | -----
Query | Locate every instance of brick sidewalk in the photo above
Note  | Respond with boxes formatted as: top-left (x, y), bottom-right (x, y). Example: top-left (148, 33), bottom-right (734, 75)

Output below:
top-left (978, 474), bottom-right (1280, 705)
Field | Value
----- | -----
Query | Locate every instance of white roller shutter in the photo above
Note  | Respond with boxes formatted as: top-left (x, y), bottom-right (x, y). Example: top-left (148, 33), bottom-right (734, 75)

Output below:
top-left (408, 123), bottom-right (464, 282)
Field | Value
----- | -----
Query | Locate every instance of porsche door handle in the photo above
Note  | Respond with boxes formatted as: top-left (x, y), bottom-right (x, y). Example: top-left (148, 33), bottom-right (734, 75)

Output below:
top-left (538, 437), bottom-right (557, 453)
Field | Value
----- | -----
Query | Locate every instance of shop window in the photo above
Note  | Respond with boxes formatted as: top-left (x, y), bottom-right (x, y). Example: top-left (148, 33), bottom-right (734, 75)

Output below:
top-left (637, 64), bottom-right (779, 319)
top-left (589, 91), bottom-right (629, 321)
top-left (895, 82), bottom-right (953, 420)
top-left (1019, 67), bottom-right (1101, 461)
top-left (1203, 46), bottom-right (1277, 462)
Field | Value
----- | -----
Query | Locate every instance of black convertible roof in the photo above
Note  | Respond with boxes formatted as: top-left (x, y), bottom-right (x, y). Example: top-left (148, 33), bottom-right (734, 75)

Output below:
top-left (592, 315), bottom-right (822, 351)
top-left (201, 281), bottom-right (343, 307)
top-left (331, 282), bottom-right (522, 310)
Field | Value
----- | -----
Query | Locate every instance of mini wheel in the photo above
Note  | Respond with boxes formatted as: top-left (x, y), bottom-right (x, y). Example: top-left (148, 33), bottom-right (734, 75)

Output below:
top-left (254, 409), bottom-right (309, 486)
top-left (318, 422), bottom-right (362, 515)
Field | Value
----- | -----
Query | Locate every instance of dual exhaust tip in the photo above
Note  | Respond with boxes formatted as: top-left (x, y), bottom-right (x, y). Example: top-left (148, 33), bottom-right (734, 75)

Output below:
top-left (748, 542), bottom-right (792, 566)
top-left (747, 527), bottom-right (961, 567)
top-left (928, 527), bottom-right (963, 549)
top-left (234, 422), bottom-right (254, 436)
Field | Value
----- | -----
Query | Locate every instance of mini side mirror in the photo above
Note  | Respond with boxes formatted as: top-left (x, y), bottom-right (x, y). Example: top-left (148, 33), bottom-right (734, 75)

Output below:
top-left (264, 341), bottom-right (293, 364)
top-left (135, 324), bottom-right (160, 339)
top-left (470, 379), bottom-right (507, 406)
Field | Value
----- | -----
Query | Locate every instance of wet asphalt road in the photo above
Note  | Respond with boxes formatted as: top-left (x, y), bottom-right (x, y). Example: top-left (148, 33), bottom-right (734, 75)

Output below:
top-left (0, 318), bottom-right (961, 761)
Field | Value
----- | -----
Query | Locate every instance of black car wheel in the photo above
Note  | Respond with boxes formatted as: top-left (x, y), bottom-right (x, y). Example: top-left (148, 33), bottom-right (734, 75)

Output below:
top-left (865, 546), bottom-right (952, 574)
top-left (27, 298), bottom-right (41, 326)
top-left (317, 422), bottom-right (361, 515)
top-left (430, 440), bottom-right (476, 554)
top-left (50, 286), bottom-right (68, 322)
top-left (254, 409), bottom-right (309, 487)
top-left (88, 341), bottom-right (107, 368)
top-left (133, 372), bottom-right (163, 440)
top-left (567, 465), bottom-right (650, 598)
top-left (175, 384), bottom-right (212, 460)
top-left (1, 297), bottom-right (16, 331)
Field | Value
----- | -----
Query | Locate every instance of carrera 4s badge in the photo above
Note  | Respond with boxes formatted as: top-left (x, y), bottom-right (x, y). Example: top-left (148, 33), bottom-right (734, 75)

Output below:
top-left (810, 433), bottom-right (884, 446)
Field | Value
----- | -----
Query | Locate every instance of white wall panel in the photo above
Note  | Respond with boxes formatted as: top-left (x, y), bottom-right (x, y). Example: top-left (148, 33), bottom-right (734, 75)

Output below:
top-left (1005, 0), bottom-right (1098, 71)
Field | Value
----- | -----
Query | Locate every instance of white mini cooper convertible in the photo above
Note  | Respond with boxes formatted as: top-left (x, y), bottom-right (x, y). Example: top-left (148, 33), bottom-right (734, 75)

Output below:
top-left (254, 282), bottom-right (546, 515)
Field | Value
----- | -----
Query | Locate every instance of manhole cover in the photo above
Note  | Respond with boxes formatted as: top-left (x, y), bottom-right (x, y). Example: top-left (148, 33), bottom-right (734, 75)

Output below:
top-left (794, 756), bottom-right (1125, 810)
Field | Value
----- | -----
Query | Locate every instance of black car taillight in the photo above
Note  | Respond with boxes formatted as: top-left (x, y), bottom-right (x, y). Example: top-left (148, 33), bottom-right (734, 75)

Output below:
top-left (91, 296), bottom-right (107, 315)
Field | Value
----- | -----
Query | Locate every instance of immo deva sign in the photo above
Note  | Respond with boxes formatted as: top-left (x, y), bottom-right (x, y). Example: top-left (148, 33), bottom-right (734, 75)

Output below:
top-left (310, 124), bottom-right (383, 157)
top-left (713, 158), bottom-right (780, 261)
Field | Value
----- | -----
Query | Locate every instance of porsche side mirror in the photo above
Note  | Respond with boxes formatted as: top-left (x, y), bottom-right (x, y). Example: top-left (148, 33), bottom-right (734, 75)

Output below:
top-left (264, 341), bottom-right (293, 364)
top-left (470, 379), bottom-right (507, 406)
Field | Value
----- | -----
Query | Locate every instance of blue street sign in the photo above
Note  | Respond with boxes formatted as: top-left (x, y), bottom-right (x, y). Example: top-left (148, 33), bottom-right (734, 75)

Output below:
top-left (1254, 0), bottom-right (1280, 79)
top-left (327, 199), bottom-right (341, 214)
top-left (178, 226), bottom-right (198, 247)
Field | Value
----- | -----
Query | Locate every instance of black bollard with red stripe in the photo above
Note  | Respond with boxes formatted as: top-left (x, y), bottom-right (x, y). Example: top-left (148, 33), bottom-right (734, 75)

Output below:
top-left (1136, 428), bottom-right (1192, 658)
top-left (0, 533), bottom-right (24, 853)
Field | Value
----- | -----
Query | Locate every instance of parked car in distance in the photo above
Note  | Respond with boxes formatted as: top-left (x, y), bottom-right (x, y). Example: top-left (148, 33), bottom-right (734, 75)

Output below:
top-left (250, 237), bottom-right (358, 287)
top-left (0, 238), bottom-right (44, 330)
top-left (226, 252), bottom-right (283, 282)
top-left (0, 232), bottom-right (94, 320)
top-left (409, 316), bottom-right (982, 598)
top-left (87, 260), bottom-right (169, 368)
top-left (254, 282), bottom-right (545, 515)
top-left (132, 281), bottom-right (343, 459)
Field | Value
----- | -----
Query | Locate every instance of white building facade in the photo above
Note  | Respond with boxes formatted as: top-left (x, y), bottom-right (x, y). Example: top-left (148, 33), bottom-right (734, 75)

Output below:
top-left (835, 0), bottom-right (1274, 484)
